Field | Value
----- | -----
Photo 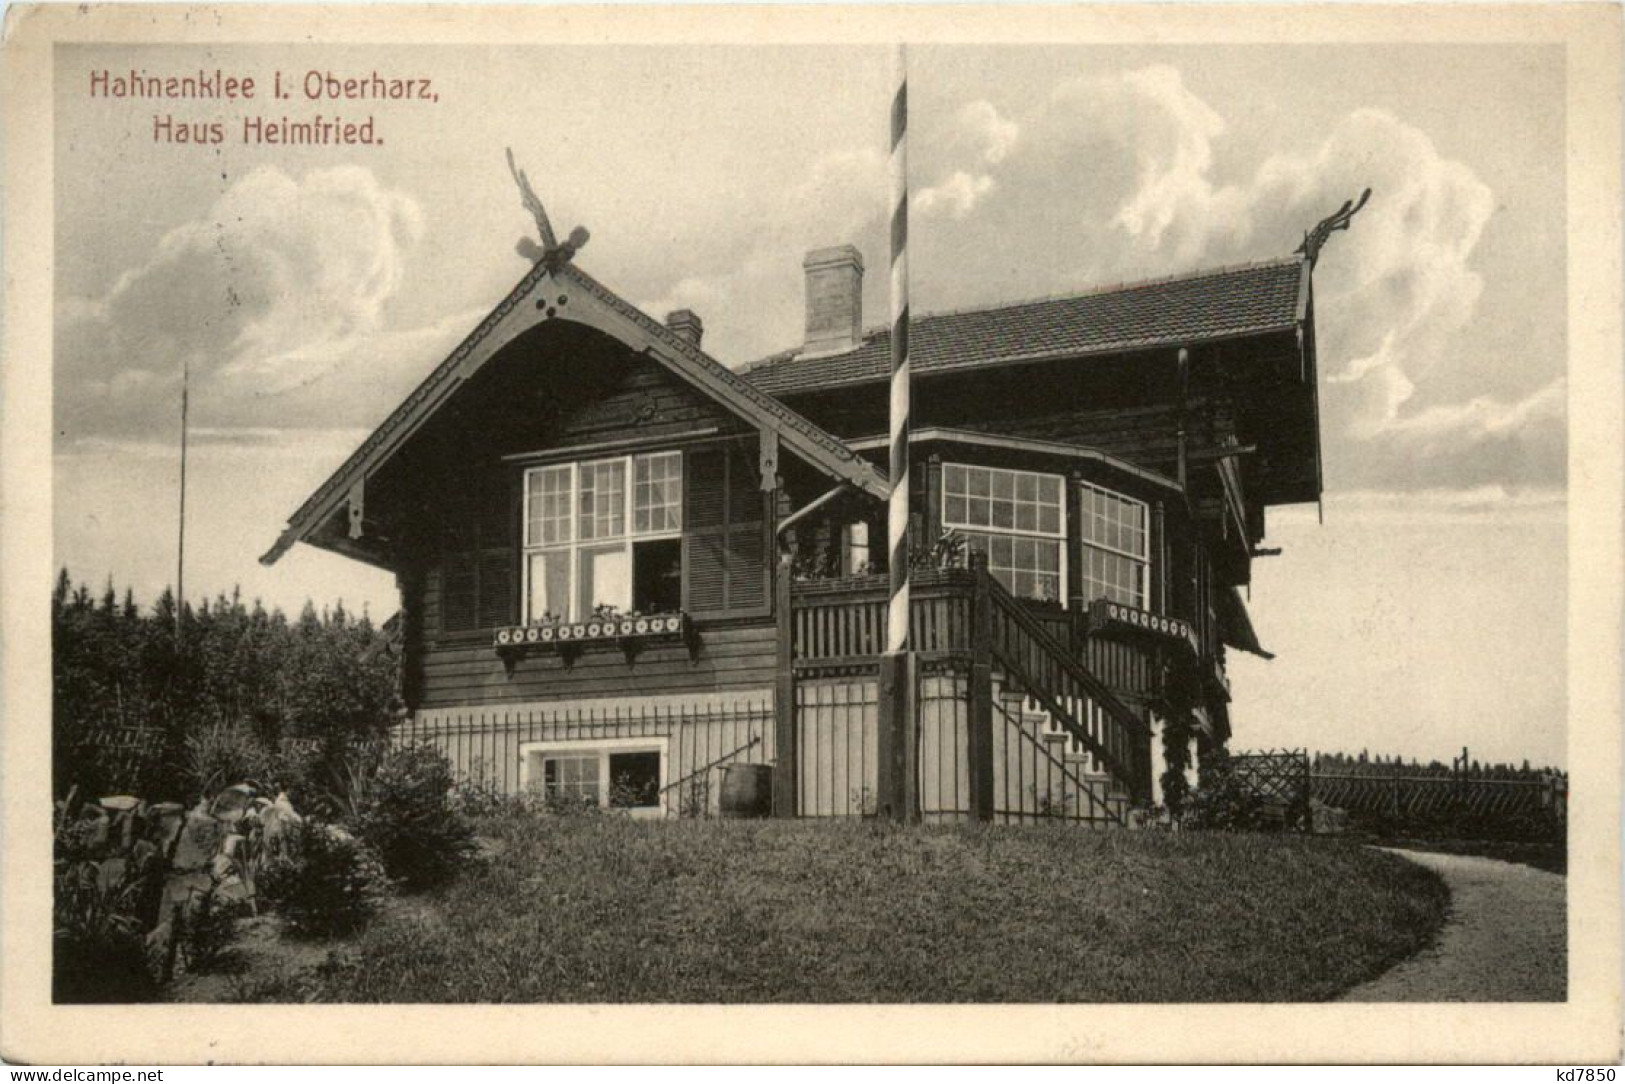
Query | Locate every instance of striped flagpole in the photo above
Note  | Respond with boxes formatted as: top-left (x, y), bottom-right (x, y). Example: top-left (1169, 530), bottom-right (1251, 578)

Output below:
top-left (886, 44), bottom-right (911, 655)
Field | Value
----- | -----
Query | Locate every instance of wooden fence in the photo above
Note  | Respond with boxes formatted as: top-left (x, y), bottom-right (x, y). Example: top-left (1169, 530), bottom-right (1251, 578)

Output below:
top-left (60, 722), bottom-right (333, 799)
top-left (1231, 748), bottom-right (1567, 823)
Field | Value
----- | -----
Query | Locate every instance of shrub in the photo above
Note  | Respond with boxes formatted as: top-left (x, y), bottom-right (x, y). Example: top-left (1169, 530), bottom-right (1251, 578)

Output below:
top-left (259, 818), bottom-right (388, 937)
top-left (1352, 805), bottom-right (1564, 844)
top-left (185, 722), bottom-right (273, 801)
top-left (350, 744), bottom-right (475, 890)
top-left (449, 757), bottom-right (510, 819)
top-left (677, 776), bottom-right (712, 819)
top-left (1182, 769), bottom-right (1270, 831)
top-left (261, 743), bottom-right (329, 814)
top-left (315, 741), bottom-right (384, 824)
top-left (181, 884), bottom-right (244, 973)
top-left (53, 860), bottom-right (157, 1003)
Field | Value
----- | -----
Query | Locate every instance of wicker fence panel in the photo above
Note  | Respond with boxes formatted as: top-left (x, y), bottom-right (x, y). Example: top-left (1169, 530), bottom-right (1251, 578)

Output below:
top-left (1232, 748), bottom-right (1568, 824)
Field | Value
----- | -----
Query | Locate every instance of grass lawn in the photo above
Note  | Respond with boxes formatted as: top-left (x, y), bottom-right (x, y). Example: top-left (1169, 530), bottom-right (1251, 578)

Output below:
top-left (229, 816), bottom-right (1448, 1003)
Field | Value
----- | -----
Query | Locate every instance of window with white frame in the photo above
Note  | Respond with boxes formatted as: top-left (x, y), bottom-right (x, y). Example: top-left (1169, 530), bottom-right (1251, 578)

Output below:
top-left (941, 463), bottom-right (1065, 603)
top-left (523, 451), bottom-right (683, 622)
top-left (1079, 480), bottom-right (1149, 608)
top-left (841, 521), bottom-right (871, 577)
top-left (520, 738), bottom-right (667, 815)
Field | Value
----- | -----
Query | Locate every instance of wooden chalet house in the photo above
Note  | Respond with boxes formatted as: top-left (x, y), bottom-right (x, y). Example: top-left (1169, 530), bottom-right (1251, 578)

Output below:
top-left (264, 234), bottom-right (1325, 826)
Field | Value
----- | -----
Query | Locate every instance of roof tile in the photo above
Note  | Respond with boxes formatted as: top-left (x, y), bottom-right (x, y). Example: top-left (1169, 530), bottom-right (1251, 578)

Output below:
top-left (740, 258), bottom-right (1305, 395)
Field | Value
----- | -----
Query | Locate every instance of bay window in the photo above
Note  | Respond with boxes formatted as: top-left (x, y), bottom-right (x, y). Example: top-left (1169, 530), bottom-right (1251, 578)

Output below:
top-left (942, 463), bottom-right (1065, 603)
top-left (523, 450), bottom-right (683, 622)
top-left (1079, 480), bottom-right (1149, 608)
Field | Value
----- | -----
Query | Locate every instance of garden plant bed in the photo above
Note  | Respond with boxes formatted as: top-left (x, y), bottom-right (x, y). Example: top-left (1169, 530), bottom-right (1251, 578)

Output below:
top-left (217, 817), bottom-right (1449, 1003)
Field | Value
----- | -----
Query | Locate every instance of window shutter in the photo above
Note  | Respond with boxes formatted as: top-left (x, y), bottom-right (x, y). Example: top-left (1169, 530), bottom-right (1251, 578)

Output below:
top-left (683, 448), bottom-right (729, 616)
top-left (725, 517), bottom-right (768, 611)
top-left (683, 443), bottom-right (770, 619)
top-left (477, 548), bottom-right (514, 629)
top-left (438, 469), bottom-right (516, 634)
top-left (441, 552), bottom-right (477, 633)
top-left (476, 473), bottom-right (516, 629)
top-left (684, 532), bottom-right (728, 615)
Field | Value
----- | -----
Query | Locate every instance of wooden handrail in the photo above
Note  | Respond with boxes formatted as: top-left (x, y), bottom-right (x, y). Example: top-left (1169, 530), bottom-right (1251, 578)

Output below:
top-left (982, 568), bottom-right (1150, 802)
top-left (991, 692), bottom-right (1125, 825)
top-left (787, 561), bottom-right (1153, 807)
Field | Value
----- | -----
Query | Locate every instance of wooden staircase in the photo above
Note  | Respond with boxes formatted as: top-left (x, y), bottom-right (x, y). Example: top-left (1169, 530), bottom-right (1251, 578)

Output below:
top-left (996, 687), bottom-right (1134, 826)
top-left (1022, 696), bottom-right (1136, 824)
top-left (977, 564), bottom-right (1152, 812)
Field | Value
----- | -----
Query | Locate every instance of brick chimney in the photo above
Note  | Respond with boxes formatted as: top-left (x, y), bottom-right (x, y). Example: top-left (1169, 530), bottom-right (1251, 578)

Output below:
top-left (802, 245), bottom-right (865, 356)
top-left (664, 309), bottom-right (704, 347)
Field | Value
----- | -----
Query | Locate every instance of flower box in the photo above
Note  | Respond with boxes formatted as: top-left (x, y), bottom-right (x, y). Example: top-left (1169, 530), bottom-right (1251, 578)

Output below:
top-left (1084, 599), bottom-right (1199, 658)
top-left (493, 612), bottom-right (690, 654)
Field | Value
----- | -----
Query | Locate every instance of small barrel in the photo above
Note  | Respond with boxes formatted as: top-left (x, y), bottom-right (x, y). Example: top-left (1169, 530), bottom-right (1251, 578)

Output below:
top-left (719, 763), bottom-right (773, 819)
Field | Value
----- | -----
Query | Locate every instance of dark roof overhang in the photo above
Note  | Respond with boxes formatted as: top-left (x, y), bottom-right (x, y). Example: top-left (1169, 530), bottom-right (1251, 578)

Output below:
top-left (1216, 585), bottom-right (1273, 660)
top-left (846, 427), bottom-right (1184, 500)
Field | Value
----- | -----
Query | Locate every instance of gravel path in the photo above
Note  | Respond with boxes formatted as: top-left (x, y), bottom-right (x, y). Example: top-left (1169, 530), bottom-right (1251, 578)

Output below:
top-left (1342, 848), bottom-right (1566, 1002)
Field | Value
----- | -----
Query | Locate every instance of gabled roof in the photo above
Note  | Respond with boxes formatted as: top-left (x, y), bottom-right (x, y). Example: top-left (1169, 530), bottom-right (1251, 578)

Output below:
top-left (261, 260), bottom-right (888, 567)
top-left (740, 257), bottom-right (1308, 395)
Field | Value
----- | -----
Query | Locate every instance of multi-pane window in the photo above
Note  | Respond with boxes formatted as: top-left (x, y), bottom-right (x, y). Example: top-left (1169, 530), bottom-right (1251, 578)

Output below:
top-left (1079, 480), bottom-right (1149, 608)
top-left (634, 453), bottom-right (682, 534)
top-left (523, 451), bottom-right (683, 621)
top-left (942, 463), bottom-right (1065, 603)
top-left (542, 754), bottom-right (601, 806)
top-left (524, 740), bottom-right (667, 816)
top-left (577, 460), bottom-right (626, 541)
top-left (527, 465), bottom-right (573, 546)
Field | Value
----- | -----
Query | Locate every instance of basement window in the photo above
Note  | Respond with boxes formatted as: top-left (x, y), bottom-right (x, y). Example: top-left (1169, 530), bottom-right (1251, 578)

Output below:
top-left (521, 738), bottom-right (668, 816)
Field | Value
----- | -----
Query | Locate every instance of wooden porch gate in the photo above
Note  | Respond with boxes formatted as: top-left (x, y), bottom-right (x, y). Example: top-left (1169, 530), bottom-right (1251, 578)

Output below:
top-left (781, 555), bottom-right (1149, 824)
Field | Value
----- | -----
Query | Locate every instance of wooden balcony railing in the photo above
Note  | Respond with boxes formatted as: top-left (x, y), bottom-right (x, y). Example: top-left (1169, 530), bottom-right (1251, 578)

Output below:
top-left (790, 570), bottom-right (1160, 699)
top-left (790, 569), bottom-right (975, 663)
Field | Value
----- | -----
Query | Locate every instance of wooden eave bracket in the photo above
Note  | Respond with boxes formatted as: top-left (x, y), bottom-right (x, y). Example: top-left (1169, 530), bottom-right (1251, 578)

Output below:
top-left (347, 479), bottom-right (366, 540)
top-left (1187, 444), bottom-right (1257, 464)
top-left (758, 426), bottom-right (781, 492)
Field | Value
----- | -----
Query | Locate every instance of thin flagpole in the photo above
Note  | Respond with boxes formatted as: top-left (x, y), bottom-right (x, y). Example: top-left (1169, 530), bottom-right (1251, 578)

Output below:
top-left (886, 44), bottom-right (911, 655)
top-left (176, 355), bottom-right (188, 635)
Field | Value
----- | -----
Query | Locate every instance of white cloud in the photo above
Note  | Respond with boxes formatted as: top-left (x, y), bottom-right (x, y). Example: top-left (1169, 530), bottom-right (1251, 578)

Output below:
top-left (911, 69), bottom-right (1560, 492)
top-left (632, 146), bottom-right (891, 363)
top-left (915, 171), bottom-right (996, 220)
top-left (1301, 485), bottom-right (1567, 519)
top-left (956, 100), bottom-right (1020, 165)
top-left (56, 165), bottom-right (455, 445)
top-left (636, 275), bottom-right (736, 328)
top-left (910, 101), bottom-right (1018, 222)
top-left (786, 148), bottom-right (888, 245)
top-left (1091, 66), bottom-right (1253, 261)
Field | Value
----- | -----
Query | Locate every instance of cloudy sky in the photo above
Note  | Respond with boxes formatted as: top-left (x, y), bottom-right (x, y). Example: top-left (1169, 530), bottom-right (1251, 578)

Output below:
top-left (54, 42), bottom-right (1567, 766)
